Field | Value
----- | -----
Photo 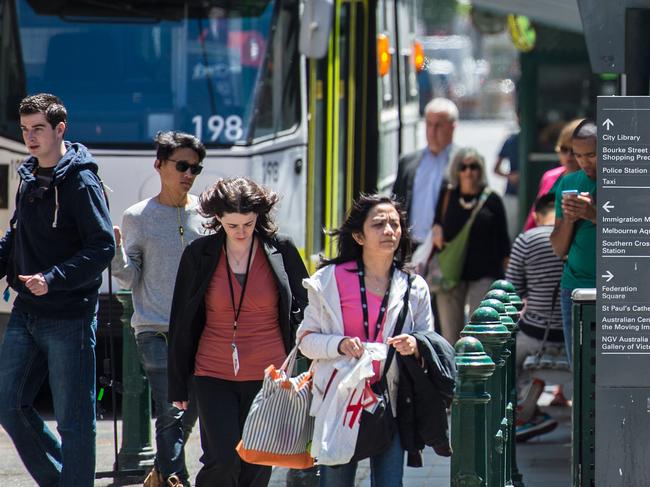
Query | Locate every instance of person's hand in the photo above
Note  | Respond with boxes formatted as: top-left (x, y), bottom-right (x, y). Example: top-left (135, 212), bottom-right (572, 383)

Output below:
top-left (173, 401), bottom-right (189, 410)
top-left (387, 334), bottom-right (419, 358)
top-left (113, 226), bottom-right (122, 247)
top-left (18, 273), bottom-right (48, 296)
top-left (338, 337), bottom-right (364, 358)
top-left (562, 193), bottom-right (596, 223)
top-left (432, 224), bottom-right (445, 250)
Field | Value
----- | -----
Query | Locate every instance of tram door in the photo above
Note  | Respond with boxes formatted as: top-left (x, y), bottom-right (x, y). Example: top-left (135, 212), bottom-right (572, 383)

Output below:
top-left (306, 0), bottom-right (369, 268)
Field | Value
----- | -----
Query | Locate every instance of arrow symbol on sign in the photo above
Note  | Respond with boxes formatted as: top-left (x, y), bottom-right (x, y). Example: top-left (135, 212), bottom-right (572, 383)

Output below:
top-left (603, 118), bottom-right (614, 130)
top-left (602, 201), bottom-right (615, 213)
top-left (602, 270), bottom-right (614, 282)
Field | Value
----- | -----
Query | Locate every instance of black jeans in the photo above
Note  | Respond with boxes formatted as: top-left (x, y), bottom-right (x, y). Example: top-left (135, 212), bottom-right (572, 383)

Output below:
top-left (193, 376), bottom-right (271, 487)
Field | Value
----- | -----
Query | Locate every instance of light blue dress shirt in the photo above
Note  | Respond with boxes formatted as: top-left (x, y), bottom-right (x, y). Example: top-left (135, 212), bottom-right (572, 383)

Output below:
top-left (409, 146), bottom-right (451, 243)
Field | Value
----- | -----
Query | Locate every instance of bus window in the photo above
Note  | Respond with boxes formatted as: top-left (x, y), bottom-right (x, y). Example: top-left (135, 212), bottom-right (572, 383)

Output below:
top-left (248, 3), bottom-right (301, 141)
top-left (0, 0), bottom-right (24, 140)
top-left (10, 0), bottom-right (298, 147)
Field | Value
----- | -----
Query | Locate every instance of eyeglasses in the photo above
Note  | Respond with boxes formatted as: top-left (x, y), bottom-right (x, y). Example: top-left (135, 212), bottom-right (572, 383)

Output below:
top-left (558, 146), bottom-right (573, 155)
top-left (168, 158), bottom-right (203, 175)
top-left (459, 162), bottom-right (480, 172)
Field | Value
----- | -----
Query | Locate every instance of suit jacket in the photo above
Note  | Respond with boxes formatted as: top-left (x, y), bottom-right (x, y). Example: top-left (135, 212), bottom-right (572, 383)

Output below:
top-left (167, 231), bottom-right (308, 401)
top-left (392, 144), bottom-right (457, 214)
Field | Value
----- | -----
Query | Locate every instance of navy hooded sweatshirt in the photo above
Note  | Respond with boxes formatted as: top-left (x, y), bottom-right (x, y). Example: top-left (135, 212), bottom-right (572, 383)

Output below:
top-left (0, 142), bottom-right (115, 318)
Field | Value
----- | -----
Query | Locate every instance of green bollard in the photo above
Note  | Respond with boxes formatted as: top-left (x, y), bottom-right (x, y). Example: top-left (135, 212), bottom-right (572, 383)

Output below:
top-left (481, 298), bottom-right (517, 487)
top-left (116, 291), bottom-right (155, 470)
top-left (486, 284), bottom-right (525, 487)
top-left (451, 337), bottom-right (496, 487)
top-left (462, 307), bottom-right (510, 487)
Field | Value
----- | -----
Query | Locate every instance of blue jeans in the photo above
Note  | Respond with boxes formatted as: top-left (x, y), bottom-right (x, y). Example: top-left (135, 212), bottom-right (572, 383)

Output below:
top-left (319, 432), bottom-right (404, 487)
top-left (136, 331), bottom-right (198, 483)
top-left (0, 309), bottom-right (97, 487)
top-left (561, 288), bottom-right (574, 366)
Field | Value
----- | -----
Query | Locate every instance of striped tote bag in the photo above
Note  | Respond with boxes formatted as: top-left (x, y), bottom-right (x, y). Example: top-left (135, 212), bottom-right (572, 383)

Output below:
top-left (236, 346), bottom-right (314, 469)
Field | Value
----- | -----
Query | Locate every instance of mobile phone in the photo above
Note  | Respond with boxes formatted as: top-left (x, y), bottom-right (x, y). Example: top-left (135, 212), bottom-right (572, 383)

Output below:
top-left (561, 189), bottom-right (579, 198)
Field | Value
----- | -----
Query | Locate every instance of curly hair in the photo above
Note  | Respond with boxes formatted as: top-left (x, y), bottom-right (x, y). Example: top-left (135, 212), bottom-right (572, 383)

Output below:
top-left (320, 193), bottom-right (412, 269)
top-left (199, 177), bottom-right (279, 237)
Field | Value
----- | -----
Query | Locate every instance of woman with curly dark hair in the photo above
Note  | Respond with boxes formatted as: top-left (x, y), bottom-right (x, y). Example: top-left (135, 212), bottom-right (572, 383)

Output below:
top-left (167, 177), bottom-right (308, 487)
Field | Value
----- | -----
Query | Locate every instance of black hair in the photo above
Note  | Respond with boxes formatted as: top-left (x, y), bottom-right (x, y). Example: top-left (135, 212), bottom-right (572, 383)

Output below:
top-left (155, 131), bottom-right (206, 162)
top-left (572, 119), bottom-right (597, 141)
top-left (319, 193), bottom-right (412, 269)
top-left (199, 177), bottom-right (279, 237)
top-left (534, 192), bottom-right (556, 215)
top-left (19, 93), bottom-right (67, 129)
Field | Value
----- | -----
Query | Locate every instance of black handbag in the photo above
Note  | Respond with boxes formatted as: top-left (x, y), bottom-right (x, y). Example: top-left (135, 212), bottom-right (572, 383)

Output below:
top-left (349, 275), bottom-right (413, 463)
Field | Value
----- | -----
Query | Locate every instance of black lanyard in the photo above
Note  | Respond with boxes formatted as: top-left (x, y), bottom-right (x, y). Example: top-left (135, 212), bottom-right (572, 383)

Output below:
top-left (356, 259), bottom-right (395, 341)
top-left (224, 238), bottom-right (255, 340)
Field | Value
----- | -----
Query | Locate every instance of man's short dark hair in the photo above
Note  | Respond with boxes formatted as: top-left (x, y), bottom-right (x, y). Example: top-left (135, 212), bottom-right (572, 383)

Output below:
top-left (19, 93), bottom-right (67, 129)
top-left (534, 192), bottom-right (556, 215)
top-left (572, 119), bottom-right (597, 141)
top-left (155, 131), bottom-right (206, 162)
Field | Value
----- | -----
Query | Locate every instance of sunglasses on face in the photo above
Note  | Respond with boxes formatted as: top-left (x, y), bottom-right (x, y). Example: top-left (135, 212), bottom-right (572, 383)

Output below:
top-left (168, 159), bottom-right (203, 175)
top-left (459, 162), bottom-right (480, 172)
top-left (558, 146), bottom-right (573, 155)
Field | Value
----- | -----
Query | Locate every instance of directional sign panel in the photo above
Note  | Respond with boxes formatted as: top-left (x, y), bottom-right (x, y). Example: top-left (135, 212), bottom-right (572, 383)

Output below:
top-left (597, 96), bottom-right (650, 387)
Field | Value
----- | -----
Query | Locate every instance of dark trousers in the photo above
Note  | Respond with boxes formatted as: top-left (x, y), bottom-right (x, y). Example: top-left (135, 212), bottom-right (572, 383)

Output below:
top-left (193, 376), bottom-right (271, 487)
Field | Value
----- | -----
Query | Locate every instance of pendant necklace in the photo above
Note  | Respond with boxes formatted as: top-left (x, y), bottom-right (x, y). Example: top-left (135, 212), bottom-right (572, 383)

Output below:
top-left (177, 205), bottom-right (186, 247)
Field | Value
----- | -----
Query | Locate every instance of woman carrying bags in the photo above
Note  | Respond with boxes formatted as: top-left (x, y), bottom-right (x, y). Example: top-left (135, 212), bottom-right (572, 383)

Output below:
top-left (432, 147), bottom-right (510, 345)
top-left (297, 194), bottom-right (434, 487)
top-left (167, 177), bottom-right (308, 487)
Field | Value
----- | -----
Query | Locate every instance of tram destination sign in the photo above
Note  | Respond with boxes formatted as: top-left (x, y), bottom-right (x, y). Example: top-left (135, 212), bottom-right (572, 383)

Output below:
top-left (597, 96), bottom-right (650, 387)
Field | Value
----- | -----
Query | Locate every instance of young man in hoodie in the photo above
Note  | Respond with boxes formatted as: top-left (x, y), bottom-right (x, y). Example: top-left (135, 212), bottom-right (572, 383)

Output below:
top-left (0, 93), bottom-right (115, 486)
top-left (112, 131), bottom-right (207, 487)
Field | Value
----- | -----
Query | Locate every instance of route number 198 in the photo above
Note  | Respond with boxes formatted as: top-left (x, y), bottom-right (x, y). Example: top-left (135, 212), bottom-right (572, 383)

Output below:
top-left (192, 115), bottom-right (243, 142)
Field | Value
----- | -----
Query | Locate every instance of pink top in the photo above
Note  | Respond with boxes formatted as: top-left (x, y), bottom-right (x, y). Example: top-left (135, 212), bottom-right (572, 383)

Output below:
top-left (523, 165), bottom-right (565, 231)
top-left (335, 261), bottom-right (387, 380)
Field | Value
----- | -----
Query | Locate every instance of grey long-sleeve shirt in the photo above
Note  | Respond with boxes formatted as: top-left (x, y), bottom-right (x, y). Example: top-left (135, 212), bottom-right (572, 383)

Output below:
top-left (111, 195), bottom-right (209, 334)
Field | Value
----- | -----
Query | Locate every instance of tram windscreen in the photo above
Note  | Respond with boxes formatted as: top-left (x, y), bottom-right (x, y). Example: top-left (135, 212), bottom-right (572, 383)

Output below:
top-left (11, 0), bottom-right (298, 146)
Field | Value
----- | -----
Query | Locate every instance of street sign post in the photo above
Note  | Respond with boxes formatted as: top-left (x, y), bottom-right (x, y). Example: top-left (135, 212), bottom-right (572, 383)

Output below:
top-left (596, 96), bottom-right (650, 485)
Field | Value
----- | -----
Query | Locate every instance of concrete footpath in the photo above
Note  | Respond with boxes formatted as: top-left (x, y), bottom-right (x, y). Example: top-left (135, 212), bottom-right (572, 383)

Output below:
top-left (0, 403), bottom-right (570, 486)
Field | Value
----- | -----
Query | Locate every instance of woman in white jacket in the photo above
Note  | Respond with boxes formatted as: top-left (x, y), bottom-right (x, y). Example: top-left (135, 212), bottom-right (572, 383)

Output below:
top-left (297, 194), bottom-right (434, 487)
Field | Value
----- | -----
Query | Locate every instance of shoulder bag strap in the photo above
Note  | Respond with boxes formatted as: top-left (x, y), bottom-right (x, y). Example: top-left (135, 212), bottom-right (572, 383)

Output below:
top-left (441, 185), bottom-right (451, 222)
top-left (466, 187), bottom-right (492, 228)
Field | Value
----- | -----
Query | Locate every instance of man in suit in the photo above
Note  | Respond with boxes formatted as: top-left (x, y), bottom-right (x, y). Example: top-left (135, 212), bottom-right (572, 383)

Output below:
top-left (392, 97), bottom-right (458, 247)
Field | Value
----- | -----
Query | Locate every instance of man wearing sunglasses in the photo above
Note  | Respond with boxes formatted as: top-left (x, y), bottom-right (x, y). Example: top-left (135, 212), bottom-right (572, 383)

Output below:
top-left (111, 131), bottom-right (208, 487)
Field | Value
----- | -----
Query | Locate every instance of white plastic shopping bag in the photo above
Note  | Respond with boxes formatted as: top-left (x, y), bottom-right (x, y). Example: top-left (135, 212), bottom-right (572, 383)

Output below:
top-left (311, 343), bottom-right (387, 465)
